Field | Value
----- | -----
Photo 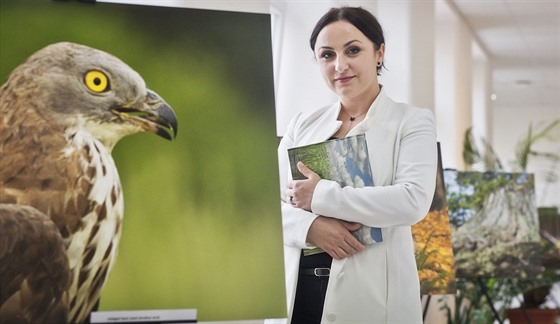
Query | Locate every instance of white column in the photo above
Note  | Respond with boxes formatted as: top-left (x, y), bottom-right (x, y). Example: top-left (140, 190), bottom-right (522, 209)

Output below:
top-left (471, 40), bottom-right (492, 142)
top-left (376, 1), bottom-right (412, 104)
top-left (409, 2), bottom-right (436, 112)
top-left (435, 0), bottom-right (473, 170)
top-left (271, 1), bottom-right (339, 137)
top-left (377, 1), bottom-right (435, 112)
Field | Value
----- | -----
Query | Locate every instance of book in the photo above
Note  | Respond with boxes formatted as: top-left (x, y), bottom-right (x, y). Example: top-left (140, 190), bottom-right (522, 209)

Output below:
top-left (288, 134), bottom-right (383, 256)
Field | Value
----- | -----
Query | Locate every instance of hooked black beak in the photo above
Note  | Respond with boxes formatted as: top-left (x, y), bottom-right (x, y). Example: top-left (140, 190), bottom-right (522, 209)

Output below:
top-left (151, 101), bottom-right (178, 141)
top-left (113, 90), bottom-right (178, 140)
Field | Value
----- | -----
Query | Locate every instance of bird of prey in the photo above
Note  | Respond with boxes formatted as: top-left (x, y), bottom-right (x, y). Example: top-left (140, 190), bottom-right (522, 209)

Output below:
top-left (0, 42), bottom-right (178, 323)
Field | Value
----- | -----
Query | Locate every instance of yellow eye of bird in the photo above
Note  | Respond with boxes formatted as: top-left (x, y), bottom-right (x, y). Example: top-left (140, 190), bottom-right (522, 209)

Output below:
top-left (84, 70), bottom-right (110, 93)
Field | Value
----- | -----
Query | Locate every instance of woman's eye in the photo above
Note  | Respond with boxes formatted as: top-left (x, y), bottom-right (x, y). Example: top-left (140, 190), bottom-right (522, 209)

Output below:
top-left (320, 51), bottom-right (335, 60)
top-left (347, 47), bottom-right (360, 55)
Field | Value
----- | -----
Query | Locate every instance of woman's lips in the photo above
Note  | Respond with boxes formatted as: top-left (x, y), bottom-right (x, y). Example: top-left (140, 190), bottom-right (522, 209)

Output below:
top-left (335, 76), bottom-right (355, 83)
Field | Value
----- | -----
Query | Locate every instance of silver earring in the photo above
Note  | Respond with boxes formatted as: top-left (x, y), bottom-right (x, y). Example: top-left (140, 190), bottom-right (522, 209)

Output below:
top-left (377, 61), bottom-right (382, 67)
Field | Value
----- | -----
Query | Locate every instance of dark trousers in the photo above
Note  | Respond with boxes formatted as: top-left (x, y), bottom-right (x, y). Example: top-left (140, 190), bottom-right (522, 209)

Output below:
top-left (291, 274), bottom-right (329, 324)
top-left (291, 252), bottom-right (332, 324)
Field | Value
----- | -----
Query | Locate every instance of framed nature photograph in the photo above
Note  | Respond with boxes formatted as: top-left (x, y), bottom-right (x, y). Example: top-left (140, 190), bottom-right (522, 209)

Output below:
top-left (412, 144), bottom-right (456, 295)
top-left (0, 0), bottom-right (285, 321)
top-left (444, 170), bottom-right (541, 278)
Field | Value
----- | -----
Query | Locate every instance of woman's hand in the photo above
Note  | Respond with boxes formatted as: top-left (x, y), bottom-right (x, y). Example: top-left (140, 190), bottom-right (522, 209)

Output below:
top-left (307, 216), bottom-right (365, 260)
top-left (286, 162), bottom-right (321, 212)
top-left (286, 162), bottom-right (365, 259)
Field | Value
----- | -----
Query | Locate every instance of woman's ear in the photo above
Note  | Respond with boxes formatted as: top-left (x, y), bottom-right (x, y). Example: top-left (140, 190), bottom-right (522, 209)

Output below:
top-left (376, 43), bottom-right (385, 62)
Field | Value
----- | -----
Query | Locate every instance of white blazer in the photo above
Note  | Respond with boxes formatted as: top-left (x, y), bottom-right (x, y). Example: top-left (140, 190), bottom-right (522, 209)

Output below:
top-left (278, 88), bottom-right (437, 323)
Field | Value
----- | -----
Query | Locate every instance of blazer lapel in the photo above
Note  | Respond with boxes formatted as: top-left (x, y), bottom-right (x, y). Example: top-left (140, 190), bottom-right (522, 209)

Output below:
top-left (302, 102), bottom-right (342, 145)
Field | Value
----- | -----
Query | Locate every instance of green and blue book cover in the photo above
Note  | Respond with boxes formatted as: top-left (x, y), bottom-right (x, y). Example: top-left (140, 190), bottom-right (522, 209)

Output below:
top-left (288, 134), bottom-right (383, 255)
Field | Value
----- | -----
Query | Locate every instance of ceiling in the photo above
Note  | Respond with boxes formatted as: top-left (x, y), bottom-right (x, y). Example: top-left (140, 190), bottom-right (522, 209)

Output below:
top-left (451, 0), bottom-right (559, 109)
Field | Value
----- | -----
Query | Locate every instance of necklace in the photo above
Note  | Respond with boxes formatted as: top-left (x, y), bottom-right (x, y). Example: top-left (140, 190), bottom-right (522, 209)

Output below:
top-left (341, 108), bottom-right (367, 122)
top-left (339, 108), bottom-right (368, 134)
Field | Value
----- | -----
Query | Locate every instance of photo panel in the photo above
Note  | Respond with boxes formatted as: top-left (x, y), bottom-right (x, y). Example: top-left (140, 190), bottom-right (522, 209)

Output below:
top-left (0, 0), bottom-right (286, 321)
top-left (444, 170), bottom-right (541, 278)
top-left (412, 143), bottom-right (457, 295)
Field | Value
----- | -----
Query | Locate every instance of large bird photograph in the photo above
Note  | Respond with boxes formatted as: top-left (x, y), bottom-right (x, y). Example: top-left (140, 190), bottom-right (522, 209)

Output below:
top-left (0, 0), bottom-right (285, 322)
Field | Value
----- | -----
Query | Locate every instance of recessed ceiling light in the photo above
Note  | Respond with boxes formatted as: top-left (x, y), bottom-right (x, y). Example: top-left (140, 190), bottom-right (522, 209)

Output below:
top-left (515, 79), bottom-right (532, 86)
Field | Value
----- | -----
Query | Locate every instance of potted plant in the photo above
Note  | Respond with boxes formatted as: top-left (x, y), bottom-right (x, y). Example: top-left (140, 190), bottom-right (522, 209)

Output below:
top-left (503, 233), bottom-right (559, 324)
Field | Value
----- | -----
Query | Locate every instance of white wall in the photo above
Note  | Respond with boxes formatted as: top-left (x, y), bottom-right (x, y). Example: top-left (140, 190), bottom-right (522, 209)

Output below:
top-left (434, 0), bottom-right (474, 171)
top-left (271, 0), bottom-right (339, 137)
top-left (377, 1), bottom-right (435, 111)
top-left (492, 103), bottom-right (560, 207)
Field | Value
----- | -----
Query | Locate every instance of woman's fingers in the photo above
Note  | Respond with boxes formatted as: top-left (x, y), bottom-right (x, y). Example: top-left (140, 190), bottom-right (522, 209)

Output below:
top-left (308, 217), bottom-right (365, 259)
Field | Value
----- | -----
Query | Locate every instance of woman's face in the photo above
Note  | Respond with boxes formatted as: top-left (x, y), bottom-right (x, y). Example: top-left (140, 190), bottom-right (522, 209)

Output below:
top-left (314, 20), bottom-right (384, 104)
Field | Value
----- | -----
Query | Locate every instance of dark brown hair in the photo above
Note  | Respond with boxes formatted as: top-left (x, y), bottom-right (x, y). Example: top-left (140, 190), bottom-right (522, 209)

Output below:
top-left (310, 6), bottom-right (385, 74)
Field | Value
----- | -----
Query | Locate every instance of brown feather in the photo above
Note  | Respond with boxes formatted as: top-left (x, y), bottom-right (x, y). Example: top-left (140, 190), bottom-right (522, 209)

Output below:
top-left (0, 205), bottom-right (70, 323)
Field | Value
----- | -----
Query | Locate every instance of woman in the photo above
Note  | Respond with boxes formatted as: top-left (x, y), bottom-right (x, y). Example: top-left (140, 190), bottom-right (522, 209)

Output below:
top-left (277, 6), bottom-right (437, 323)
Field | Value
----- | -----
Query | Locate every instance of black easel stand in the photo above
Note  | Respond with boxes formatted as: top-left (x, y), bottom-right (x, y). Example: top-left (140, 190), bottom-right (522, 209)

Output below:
top-left (422, 295), bottom-right (431, 321)
top-left (477, 277), bottom-right (503, 324)
top-left (422, 283), bottom-right (504, 323)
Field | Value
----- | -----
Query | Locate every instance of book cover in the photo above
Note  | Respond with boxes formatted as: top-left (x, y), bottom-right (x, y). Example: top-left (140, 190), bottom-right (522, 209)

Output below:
top-left (288, 134), bottom-right (383, 255)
